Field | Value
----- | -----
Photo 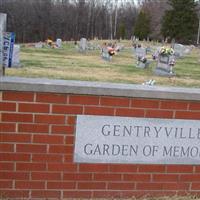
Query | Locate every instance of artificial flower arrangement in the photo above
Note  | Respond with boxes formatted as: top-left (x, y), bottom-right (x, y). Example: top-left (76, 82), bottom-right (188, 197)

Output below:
top-left (159, 46), bottom-right (174, 56)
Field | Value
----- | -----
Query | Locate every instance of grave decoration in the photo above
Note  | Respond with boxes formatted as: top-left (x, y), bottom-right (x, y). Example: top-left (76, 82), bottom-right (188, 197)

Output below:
top-left (154, 46), bottom-right (176, 77)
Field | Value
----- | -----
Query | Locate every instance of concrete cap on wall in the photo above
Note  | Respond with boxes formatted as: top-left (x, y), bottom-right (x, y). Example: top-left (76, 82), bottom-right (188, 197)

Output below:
top-left (0, 76), bottom-right (200, 101)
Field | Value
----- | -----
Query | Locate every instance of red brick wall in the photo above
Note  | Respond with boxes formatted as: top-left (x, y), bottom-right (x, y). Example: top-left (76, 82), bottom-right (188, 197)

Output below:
top-left (1, 91), bottom-right (200, 199)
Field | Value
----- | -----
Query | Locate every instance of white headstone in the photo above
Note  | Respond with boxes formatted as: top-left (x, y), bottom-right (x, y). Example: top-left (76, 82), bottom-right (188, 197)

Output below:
top-left (12, 44), bottom-right (20, 67)
top-left (79, 38), bottom-right (87, 52)
top-left (56, 38), bottom-right (62, 48)
top-left (0, 13), bottom-right (7, 76)
top-left (35, 42), bottom-right (43, 48)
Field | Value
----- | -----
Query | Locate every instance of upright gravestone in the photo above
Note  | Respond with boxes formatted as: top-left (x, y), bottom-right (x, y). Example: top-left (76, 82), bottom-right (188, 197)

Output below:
top-left (154, 49), bottom-right (175, 77)
top-left (174, 43), bottom-right (184, 58)
top-left (12, 44), bottom-right (21, 67)
top-left (78, 38), bottom-right (87, 53)
top-left (0, 13), bottom-right (7, 76)
top-left (135, 47), bottom-right (149, 69)
top-left (56, 38), bottom-right (62, 48)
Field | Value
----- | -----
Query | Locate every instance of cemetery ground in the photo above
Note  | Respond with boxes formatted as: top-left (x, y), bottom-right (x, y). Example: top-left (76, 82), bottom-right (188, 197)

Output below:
top-left (5, 40), bottom-right (200, 88)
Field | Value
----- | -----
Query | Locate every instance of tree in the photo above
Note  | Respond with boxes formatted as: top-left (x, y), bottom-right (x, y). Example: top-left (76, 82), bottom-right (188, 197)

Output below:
top-left (161, 0), bottom-right (198, 44)
top-left (134, 10), bottom-right (150, 40)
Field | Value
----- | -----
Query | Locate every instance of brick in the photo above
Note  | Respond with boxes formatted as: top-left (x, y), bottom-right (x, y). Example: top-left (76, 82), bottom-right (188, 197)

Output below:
top-left (0, 123), bottom-right (16, 132)
top-left (32, 190), bottom-right (61, 198)
top-left (0, 133), bottom-right (31, 143)
top-left (2, 113), bottom-right (33, 122)
top-left (15, 181), bottom-right (45, 189)
top-left (49, 145), bottom-right (73, 154)
top-left (84, 106), bottom-right (114, 116)
top-left (153, 174), bottom-right (179, 182)
top-left (108, 182), bottom-right (135, 190)
top-left (123, 174), bottom-right (151, 181)
top-left (19, 103), bottom-right (49, 113)
top-left (136, 183), bottom-right (163, 190)
top-left (18, 123), bottom-right (49, 133)
top-left (0, 172), bottom-right (29, 180)
top-left (0, 190), bottom-right (29, 198)
top-left (63, 191), bottom-right (92, 198)
top-left (65, 136), bottom-right (74, 145)
top-left (145, 110), bottom-right (173, 118)
top-left (3, 91), bottom-right (34, 102)
top-left (162, 183), bottom-right (189, 190)
top-left (52, 105), bottom-right (83, 114)
top-left (0, 163), bottom-right (14, 170)
top-left (78, 182), bottom-right (106, 190)
top-left (69, 95), bottom-right (99, 105)
top-left (64, 154), bottom-right (73, 162)
top-left (189, 102), bottom-right (200, 110)
top-left (116, 108), bottom-right (144, 117)
top-left (175, 111), bottom-right (200, 120)
top-left (180, 174), bottom-right (200, 182)
top-left (132, 99), bottom-right (159, 108)
top-left (167, 165), bottom-right (193, 173)
top-left (63, 173), bottom-right (92, 181)
top-left (192, 183), bottom-right (200, 190)
top-left (35, 114), bottom-right (65, 124)
top-left (94, 173), bottom-right (122, 181)
top-left (16, 144), bottom-right (47, 153)
top-left (47, 181), bottom-right (76, 189)
top-left (0, 144), bottom-right (14, 152)
top-left (48, 163), bottom-right (77, 172)
top-left (36, 93), bottom-right (67, 103)
top-left (93, 191), bottom-right (121, 198)
top-left (138, 165), bottom-right (166, 173)
top-left (32, 154), bottom-right (63, 162)
top-left (160, 100), bottom-right (188, 110)
top-left (33, 135), bottom-right (64, 144)
top-left (0, 102), bottom-right (16, 111)
top-left (67, 116), bottom-right (76, 125)
top-left (16, 163), bottom-right (46, 171)
top-left (31, 172), bottom-right (61, 180)
top-left (110, 164), bottom-right (137, 173)
top-left (100, 97), bottom-right (130, 107)
top-left (79, 164), bottom-right (109, 172)
top-left (0, 181), bottom-right (13, 189)
top-left (195, 166), bottom-right (200, 172)
top-left (0, 153), bottom-right (30, 162)
top-left (51, 125), bottom-right (74, 134)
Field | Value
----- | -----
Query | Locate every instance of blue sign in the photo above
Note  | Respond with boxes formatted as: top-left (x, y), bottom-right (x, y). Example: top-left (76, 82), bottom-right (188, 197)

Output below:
top-left (3, 32), bottom-right (15, 67)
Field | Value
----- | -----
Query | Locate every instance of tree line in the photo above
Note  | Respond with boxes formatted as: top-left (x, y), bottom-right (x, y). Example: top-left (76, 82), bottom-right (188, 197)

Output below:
top-left (0, 0), bottom-right (137, 43)
top-left (0, 0), bottom-right (199, 44)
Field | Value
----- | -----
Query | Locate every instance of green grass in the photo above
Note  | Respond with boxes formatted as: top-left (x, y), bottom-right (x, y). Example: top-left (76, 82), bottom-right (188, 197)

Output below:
top-left (5, 40), bottom-right (200, 88)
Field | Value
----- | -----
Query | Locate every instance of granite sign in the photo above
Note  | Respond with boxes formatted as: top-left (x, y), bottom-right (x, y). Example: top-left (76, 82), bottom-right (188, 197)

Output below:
top-left (74, 115), bottom-right (200, 165)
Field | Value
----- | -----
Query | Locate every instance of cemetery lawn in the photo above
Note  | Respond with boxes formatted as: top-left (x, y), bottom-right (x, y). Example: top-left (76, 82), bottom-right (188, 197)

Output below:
top-left (5, 41), bottom-right (200, 88)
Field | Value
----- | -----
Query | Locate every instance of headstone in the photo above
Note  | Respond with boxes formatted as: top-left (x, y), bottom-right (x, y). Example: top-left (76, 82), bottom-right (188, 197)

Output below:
top-left (35, 42), bottom-right (43, 48)
top-left (101, 47), bottom-right (111, 61)
top-left (0, 13), bottom-right (7, 76)
top-left (174, 43), bottom-right (184, 58)
top-left (78, 38), bottom-right (87, 53)
top-left (135, 47), bottom-right (149, 69)
top-left (11, 44), bottom-right (20, 67)
top-left (154, 54), bottom-right (175, 77)
top-left (56, 38), bottom-right (62, 48)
